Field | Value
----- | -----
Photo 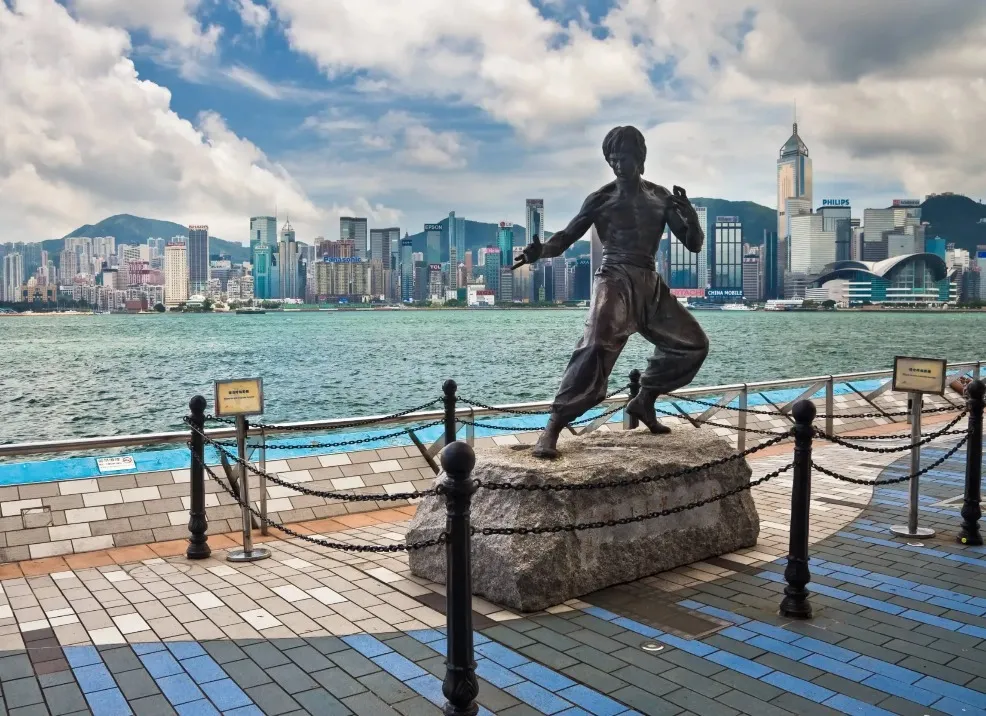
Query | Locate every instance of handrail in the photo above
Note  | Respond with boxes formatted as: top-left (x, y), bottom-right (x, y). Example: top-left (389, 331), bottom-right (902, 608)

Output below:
top-left (0, 359), bottom-right (980, 461)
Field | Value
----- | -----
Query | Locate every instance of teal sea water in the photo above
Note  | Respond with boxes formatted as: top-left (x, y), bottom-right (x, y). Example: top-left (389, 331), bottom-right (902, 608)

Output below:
top-left (1, 310), bottom-right (983, 444)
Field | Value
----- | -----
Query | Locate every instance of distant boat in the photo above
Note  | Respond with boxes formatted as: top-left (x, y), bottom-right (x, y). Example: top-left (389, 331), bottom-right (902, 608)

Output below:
top-left (235, 307), bottom-right (266, 315)
top-left (721, 303), bottom-right (754, 311)
top-left (687, 304), bottom-right (721, 311)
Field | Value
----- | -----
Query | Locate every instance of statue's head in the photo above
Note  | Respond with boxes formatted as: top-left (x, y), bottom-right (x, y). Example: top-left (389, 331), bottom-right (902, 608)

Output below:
top-left (603, 126), bottom-right (646, 180)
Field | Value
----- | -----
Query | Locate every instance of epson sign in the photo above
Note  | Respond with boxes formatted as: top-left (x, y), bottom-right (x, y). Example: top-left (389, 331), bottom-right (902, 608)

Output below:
top-left (821, 199), bottom-right (850, 207)
top-left (424, 224), bottom-right (442, 231)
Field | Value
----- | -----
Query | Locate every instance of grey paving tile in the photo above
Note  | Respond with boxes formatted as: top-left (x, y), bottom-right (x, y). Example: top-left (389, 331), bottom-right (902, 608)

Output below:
top-left (754, 653), bottom-right (824, 682)
top-left (566, 629), bottom-right (625, 653)
top-left (202, 640), bottom-right (248, 664)
top-left (267, 663), bottom-right (319, 695)
top-left (292, 687), bottom-right (352, 716)
top-left (381, 636), bottom-right (439, 663)
top-left (340, 691), bottom-right (402, 716)
top-left (812, 674), bottom-right (887, 706)
top-left (875, 695), bottom-right (951, 716)
top-left (242, 642), bottom-right (292, 669)
top-left (496, 705), bottom-right (544, 716)
top-left (8, 703), bottom-right (50, 716)
top-left (100, 646), bottom-right (143, 674)
top-left (117, 670), bottom-right (160, 701)
top-left (356, 672), bottom-right (415, 705)
top-left (307, 636), bottom-right (351, 656)
top-left (607, 685), bottom-right (684, 716)
top-left (40, 683), bottom-right (86, 716)
top-left (664, 687), bottom-right (739, 716)
top-left (480, 625), bottom-right (535, 650)
top-left (4, 678), bottom-right (43, 709)
top-left (770, 693), bottom-right (841, 716)
top-left (311, 668), bottom-right (367, 699)
top-left (393, 695), bottom-right (443, 716)
top-left (223, 658), bottom-right (273, 689)
top-left (703, 635), bottom-right (766, 661)
top-left (709, 669), bottom-right (784, 702)
top-left (659, 649), bottom-right (726, 677)
top-left (245, 683), bottom-right (301, 716)
top-left (0, 655), bottom-right (35, 682)
top-left (610, 664), bottom-right (677, 697)
top-left (568, 614), bottom-right (626, 637)
top-left (329, 650), bottom-right (380, 678)
top-left (37, 673), bottom-right (74, 689)
top-left (898, 655), bottom-right (977, 684)
top-left (716, 688), bottom-right (794, 716)
top-left (522, 627), bottom-right (581, 652)
top-left (561, 662), bottom-right (627, 694)
top-left (282, 645), bottom-right (334, 673)
top-left (517, 643), bottom-right (579, 671)
top-left (128, 694), bottom-right (177, 716)
top-left (565, 645), bottom-right (628, 673)
top-left (527, 615), bottom-right (581, 634)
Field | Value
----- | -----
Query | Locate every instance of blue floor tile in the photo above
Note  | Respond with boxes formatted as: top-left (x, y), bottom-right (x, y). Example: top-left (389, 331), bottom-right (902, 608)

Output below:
top-left (582, 607), bottom-right (620, 622)
top-left (822, 693), bottom-right (897, 716)
top-left (476, 641), bottom-right (529, 669)
top-left (342, 634), bottom-right (393, 658)
top-left (899, 610), bottom-right (962, 631)
top-left (790, 636), bottom-right (856, 663)
top-left (914, 676), bottom-right (986, 710)
top-left (931, 696), bottom-right (986, 716)
top-left (201, 679), bottom-right (252, 711)
top-left (743, 621), bottom-right (800, 643)
top-left (181, 655), bottom-right (227, 685)
top-left (720, 625), bottom-right (757, 642)
top-left (556, 684), bottom-right (626, 716)
top-left (175, 699), bottom-right (221, 716)
top-left (407, 629), bottom-right (444, 644)
top-left (85, 688), bottom-right (133, 715)
top-left (140, 650), bottom-right (185, 678)
top-left (73, 663), bottom-right (117, 694)
top-left (747, 635), bottom-right (811, 661)
top-left (133, 642), bottom-right (167, 655)
top-left (63, 645), bottom-right (102, 668)
top-left (157, 673), bottom-right (205, 706)
top-left (861, 675), bottom-right (939, 707)
top-left (610, 617), bottom-right (661, 638)
top-left (706, 649), bottom-right (773, 679)
top-left (802, 654), bottom-right (872, 682)
top-left (762, 672), bottom-right (835, 704)
top-left (476, 658), bottom-right (525, 688)
top-left (168, 642), bottom-right (208, 661)
top-left (372, 652), bottom-right (428, 681)
top-left (507, 681), bottom-right (573, 715)
top-left (405, 674), bottom-right (446, 707)
top-left (515, 662), bottom-right (577, 692)
top-left (848, 656), bottom-right (921, 685)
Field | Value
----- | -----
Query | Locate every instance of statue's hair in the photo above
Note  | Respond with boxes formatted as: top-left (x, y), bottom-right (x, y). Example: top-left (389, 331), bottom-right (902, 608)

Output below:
top-left (602, 126), bottom-right (646, 163)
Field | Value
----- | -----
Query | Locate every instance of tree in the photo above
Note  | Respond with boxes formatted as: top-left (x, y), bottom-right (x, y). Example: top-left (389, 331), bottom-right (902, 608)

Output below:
top-left (822, 299), bottom-right (836, 310)
top-left (445, 299), bottom-right (462, 307)
top-left (153, 303), bottom-right (166, 313)
top-left (201, 298), bottom-right (214, 312)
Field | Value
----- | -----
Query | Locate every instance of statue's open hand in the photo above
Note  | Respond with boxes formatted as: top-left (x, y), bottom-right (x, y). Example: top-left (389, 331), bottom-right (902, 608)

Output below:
top-left (512, 235), bottom-right (543, 270)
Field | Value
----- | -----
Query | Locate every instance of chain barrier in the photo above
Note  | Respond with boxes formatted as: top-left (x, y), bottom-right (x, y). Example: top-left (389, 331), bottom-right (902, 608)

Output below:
top-left (200, 459), bottom-right (446, 552)
top-left (212, 419), bottom-right (446, 451)
top-left (458, 404), bottom-right (624, 433)
top-left (204, 397), bottom-right (443, 431)
top-left (475, 462), bottom-right (794, 536)
top-left (666, 392), bottom-right (960, 420)
top-left (812, 411), bottom-right (969, 453)
top-left (652, 406), bottom-right (791, 437)
top-left (187, 425), bottom-right (442, 502)
top-left (811, 435), bottom-right (969, 486)
top-left (476, 432), bottom-right (790, 492)
top-left (458, 384), bottom-right (631, 417)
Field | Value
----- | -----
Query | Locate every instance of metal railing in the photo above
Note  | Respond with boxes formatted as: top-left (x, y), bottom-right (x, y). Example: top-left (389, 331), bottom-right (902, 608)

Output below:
top-left (1, 359), bottom-right (981, 461)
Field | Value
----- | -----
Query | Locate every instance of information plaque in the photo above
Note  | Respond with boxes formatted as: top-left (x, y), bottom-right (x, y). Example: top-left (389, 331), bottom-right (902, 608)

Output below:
top-left (214, 378), bottom-right (265, 417)
top-left (892, 356), bottom-right (947, 395)
top-left (96, 456), bottom-right (136, 473)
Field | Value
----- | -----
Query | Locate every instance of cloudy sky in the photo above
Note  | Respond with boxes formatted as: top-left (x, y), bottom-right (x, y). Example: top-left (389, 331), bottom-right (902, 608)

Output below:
top-left (3, 0), bottom-right (985, 245)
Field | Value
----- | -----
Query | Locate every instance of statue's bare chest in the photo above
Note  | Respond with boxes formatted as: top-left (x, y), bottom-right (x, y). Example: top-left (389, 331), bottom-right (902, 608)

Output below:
top-left (596, 188), bottom-right (669, 237)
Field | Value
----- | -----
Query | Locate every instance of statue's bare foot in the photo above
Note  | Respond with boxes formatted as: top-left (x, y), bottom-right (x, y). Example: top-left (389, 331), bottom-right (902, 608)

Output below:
top-left (626, 394), bottom-right (671, 435)
top-left (532, 417), bottom-right (564, 459)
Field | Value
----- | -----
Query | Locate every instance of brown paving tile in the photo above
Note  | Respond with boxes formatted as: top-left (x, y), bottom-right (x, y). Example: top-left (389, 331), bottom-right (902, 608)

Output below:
top-left (65, 551), bottom-right (116, 569)
top-left (333, 513), bottom-right (382, 528)
top-left (149, 539), bottom-right (191, 557)
top-left (20, 557), bottom-right (69, 577)
top-left (207, 534), bottom-right (237, 550)
top-left (35, 658), bottom-right (70, 675)
top-left (0, 562), bottom-right (24, 578)
top-left (107, 544), bottom-right (157, 564)
top-left (298, 518), bottom-right (350, 534)
top-left (369, 509), bottom-right (414, 523)
top-left (394, 506), bottom-right (417, 516)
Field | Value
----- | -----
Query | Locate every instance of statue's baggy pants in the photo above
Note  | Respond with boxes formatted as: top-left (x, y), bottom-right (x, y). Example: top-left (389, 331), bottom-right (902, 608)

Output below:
top-left (550, 262), bottom-right (709, 423)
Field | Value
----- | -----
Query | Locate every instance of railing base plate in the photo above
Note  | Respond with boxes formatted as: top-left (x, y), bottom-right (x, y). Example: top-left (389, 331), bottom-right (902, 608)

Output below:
top-left (226, 547), bottom-right (271, 562)
top-left (889, 525), bottom-right (935, 539)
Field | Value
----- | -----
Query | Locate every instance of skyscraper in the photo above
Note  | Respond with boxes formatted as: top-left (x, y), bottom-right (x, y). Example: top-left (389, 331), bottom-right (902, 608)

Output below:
top-left (2, 253), bottom-right (23, 302)
top-left (525, 199), bottom-right (544, 243)
top-left (496, 223), bottom-right (514, 267)
top-left (278, 220), bottom-right (299, 299)
top-left (164, 244), bottom-right (188, 308)
top-left (552, 257), bottom-right (569, 302)
top-left (249, 216), bottom-right (277, 260)
top-left (818, 205), bottom-right (852, 262)
top-left (340, 217), bottom-right (368, 259)
top-left (694, 206), bottom-right (709, 289)
top-left (776, 120), bottom-right (813, 238)
top-left (400, 237), bottom-right (414, 302)
top-left (187, 225), bottom-right (209, 295)
top-left (424, 224), bottom-right (442, 264)
top-left (762, 231), bottom-right (780, 300)
top-left (789, 214), bottom-right (835, 274)
top-left (369, 229), bottom-right (387, 265)
top-left (668, 226), bottom-right (699, 289)
top-left (712, 217), bottom-right (743, 295)
top-left (862, 208), bottom-right (895, 261)
top-left (483, 248), bottom-right (501, 296)
top-left (449, 212), bottom-right (466, 280)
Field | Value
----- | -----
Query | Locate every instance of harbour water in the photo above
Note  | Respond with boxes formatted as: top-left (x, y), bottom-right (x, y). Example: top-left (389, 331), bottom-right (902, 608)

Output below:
top-left (1, 310), bottom-right (982, 444)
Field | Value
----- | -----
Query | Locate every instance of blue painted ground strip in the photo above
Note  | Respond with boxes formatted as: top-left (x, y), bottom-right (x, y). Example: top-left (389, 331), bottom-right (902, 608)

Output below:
top-left (0, 378), bottom-right (887, 485)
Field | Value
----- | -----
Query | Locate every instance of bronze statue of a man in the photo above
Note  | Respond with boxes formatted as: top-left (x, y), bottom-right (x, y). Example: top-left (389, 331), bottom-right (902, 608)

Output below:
top-left (514, 125), bottom-right (709, 459)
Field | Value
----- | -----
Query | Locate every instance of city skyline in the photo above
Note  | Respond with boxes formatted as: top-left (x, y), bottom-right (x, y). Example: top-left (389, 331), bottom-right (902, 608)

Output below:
top-left (3, 1), bottom-right (986, 245)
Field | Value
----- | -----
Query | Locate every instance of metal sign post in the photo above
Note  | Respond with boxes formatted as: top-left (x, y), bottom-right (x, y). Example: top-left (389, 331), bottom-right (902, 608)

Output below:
top-left (214, 378), bottom-right (270, 563)
top-left (889, 357), bottom-right (946, 540)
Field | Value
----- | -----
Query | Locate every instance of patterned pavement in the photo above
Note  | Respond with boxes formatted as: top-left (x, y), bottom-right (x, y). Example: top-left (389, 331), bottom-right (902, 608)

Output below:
top-left (1, 423), bottom-right (985, 715)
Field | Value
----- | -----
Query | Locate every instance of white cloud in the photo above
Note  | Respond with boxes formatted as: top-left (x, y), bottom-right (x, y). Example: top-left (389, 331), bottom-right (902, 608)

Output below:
top-left (235, 0), bottom-right (270, 36)
top-left (68, 0), bottom-right (221, 53)
top-left (0, 0), bottom-right (327, 241)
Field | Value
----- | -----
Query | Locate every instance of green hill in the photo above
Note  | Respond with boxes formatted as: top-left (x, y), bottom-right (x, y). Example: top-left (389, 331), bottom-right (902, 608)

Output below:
top-left (47, 214), bottom-right (248, 262)
top-left (918, 194), bottom-right (986, 252)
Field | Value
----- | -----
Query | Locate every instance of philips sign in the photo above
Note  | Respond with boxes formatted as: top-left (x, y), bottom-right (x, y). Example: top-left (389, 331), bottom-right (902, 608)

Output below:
top-left (821, 199), bottom-right (851, 207)
top-left (423, 224), bottom-right (442, 231)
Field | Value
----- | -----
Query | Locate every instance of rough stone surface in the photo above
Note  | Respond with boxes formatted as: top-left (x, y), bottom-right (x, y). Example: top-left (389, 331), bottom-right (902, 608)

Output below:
top-left (407, 429), bottom-right (760, 612)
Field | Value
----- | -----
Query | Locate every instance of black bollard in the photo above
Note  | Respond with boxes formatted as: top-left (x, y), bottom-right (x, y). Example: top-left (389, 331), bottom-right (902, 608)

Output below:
top-left (959, 380), bottom-right (985, 546)
top-left (186, 395), bottom-right (211, 560)
top-left (443, 379), bottom-right (458, 448)
top-left (441, 441), bottom-right (479, 716)
top-left (626, 369), bottom-right (641, 430)
top-left (781, 399), bottom-right (815, 619)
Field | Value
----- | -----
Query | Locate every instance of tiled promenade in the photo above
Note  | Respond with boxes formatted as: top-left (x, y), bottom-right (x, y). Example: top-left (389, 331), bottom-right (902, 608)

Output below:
top-left (1, 421), bottom-right (984, 715)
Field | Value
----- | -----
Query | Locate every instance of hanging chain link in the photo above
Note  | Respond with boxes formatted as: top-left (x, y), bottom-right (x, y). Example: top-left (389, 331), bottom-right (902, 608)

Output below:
top-left (188, 425), bottom-right (442, 502)
top-left (458, 404), bottom-right (625, 432)
top-left (652, 406), bottom-right (792, 437)
top-left (458, 384), bottom-right (631, 416)
top-left (200, 459), bottom-right (446, 552)
top-left (812, 411), bottom-right (968, 453)
top-left (811, 435), bottom-right (969, 485)
top-left (203, 397), bottom-right (443, 431)
top-left (476, 432), bottom-right (790, 492)
top-left (211, 420), bottom-right (446, 451)
top-left (666, 392), bottom-right (961, 420)
top-left (474, 462), bottom-right (794, 536)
